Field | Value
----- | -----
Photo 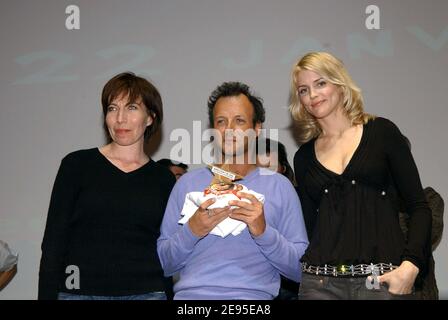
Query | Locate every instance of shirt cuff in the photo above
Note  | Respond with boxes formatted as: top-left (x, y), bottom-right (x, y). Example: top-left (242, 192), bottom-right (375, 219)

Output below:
top-left (178, 221), bottom-right (202, 250)
top-left (252, 225), bottom-right (277, 248)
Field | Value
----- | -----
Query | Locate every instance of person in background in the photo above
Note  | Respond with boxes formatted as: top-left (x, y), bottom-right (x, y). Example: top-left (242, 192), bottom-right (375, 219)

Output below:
top-left (256, 138), bottom-right (295, 185)
top-left (157, 159), bottom-right (189, 180)
top-left (39, 72), bottom-right (175, 300)
top-left (257, 138), bottom-right (300, 300)
top-left (0, 240), bottom-right (18, 291)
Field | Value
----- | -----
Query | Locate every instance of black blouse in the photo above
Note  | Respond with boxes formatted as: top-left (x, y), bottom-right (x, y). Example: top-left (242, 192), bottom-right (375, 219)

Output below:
top-left (294, 117), bottom-right (432, 273)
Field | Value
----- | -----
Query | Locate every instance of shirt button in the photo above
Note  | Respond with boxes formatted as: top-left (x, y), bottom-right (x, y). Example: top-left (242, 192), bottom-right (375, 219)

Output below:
top-left (381, 191), bottom-right (386, 196)
top-left (324, 189), bottom-right (328, 194)
top-left (351, 180), bottom-right (356, 185)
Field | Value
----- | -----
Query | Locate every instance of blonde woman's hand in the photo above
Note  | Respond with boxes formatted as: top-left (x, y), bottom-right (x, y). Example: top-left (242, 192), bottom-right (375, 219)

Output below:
top-left (377, 261), bottom-right (419, 295)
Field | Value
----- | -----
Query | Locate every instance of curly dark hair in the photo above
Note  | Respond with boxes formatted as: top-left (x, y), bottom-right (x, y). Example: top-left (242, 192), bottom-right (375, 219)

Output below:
top-left (207, 82), bottom-right (265, 127)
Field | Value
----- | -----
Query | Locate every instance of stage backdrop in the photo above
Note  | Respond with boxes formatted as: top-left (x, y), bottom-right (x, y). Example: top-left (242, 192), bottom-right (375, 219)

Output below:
top-left (1, 0), bottom-right (447, 299)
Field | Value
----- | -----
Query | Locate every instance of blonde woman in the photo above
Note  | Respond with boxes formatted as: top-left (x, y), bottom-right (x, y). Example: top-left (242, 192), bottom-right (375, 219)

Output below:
top-left (290, 52), bottom-right (431, 300)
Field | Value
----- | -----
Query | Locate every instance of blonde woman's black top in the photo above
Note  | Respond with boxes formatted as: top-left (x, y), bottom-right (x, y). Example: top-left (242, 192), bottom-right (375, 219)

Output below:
top-left (294, 117), bottom-right (431, 273)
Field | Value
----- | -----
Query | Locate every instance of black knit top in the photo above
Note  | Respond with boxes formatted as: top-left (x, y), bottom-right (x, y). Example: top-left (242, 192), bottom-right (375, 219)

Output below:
top-left (294, 117), bottom-right (431, 273)
top-left (38, 148), bottom-right (175, 299)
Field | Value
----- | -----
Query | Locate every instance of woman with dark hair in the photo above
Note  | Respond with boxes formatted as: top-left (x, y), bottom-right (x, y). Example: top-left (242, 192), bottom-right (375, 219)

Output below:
top-left (39, 72), bottom-right (175, 300)
top-left (290, 52), bottom-right (432, 300)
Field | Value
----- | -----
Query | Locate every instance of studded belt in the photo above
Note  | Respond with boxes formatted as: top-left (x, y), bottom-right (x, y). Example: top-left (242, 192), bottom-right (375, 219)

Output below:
top-left (301, 262), bottom-right (399, 277)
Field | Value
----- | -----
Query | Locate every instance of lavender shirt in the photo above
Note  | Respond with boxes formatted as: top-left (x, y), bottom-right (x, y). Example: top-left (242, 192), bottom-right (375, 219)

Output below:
top-left (157, 167), bottom-right (309, 300)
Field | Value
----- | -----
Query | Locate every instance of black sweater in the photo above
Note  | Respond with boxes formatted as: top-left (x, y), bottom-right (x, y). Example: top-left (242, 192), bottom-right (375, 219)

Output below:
top-left (294, 117), bottom-right (432, 273)
top-left (38, 148), bottom-right (176, 299)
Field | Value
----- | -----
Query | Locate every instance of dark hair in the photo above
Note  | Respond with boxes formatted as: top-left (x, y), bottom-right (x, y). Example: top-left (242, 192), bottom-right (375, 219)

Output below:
top-left (257, 138), bottom-right (295, 185)
top-left (157, 158), bottom-right (189, 170)
top-left (101, 72), bottom-right (163, 142)
top-left (207, 82), bottom-right (265, 127)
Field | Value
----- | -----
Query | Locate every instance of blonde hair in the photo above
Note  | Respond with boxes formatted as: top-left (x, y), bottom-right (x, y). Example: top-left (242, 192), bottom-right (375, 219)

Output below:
top-left (289, 52), bottom-right (374, 143)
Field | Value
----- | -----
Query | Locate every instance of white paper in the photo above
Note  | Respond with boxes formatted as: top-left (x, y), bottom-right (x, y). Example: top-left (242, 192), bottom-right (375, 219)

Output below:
top-left (179, 185), bottom-right (265, 237)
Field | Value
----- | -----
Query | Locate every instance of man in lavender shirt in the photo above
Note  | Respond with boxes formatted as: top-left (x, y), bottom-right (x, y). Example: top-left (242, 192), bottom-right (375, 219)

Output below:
top-left (157, 82), bottom-right (309, 300)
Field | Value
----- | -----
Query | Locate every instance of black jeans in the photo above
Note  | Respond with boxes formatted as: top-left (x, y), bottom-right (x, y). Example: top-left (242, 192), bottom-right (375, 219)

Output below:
top-left (299, 273), bottom-right (416, 300)
top-left (274, 276), bottom-right (299, 300)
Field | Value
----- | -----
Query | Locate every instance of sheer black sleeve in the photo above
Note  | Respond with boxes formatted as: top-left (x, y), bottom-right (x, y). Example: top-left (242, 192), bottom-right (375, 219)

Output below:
top-left (294, 145), bottom-right (318, 238)
top-left (382, 118), bottom-right (432, 274)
